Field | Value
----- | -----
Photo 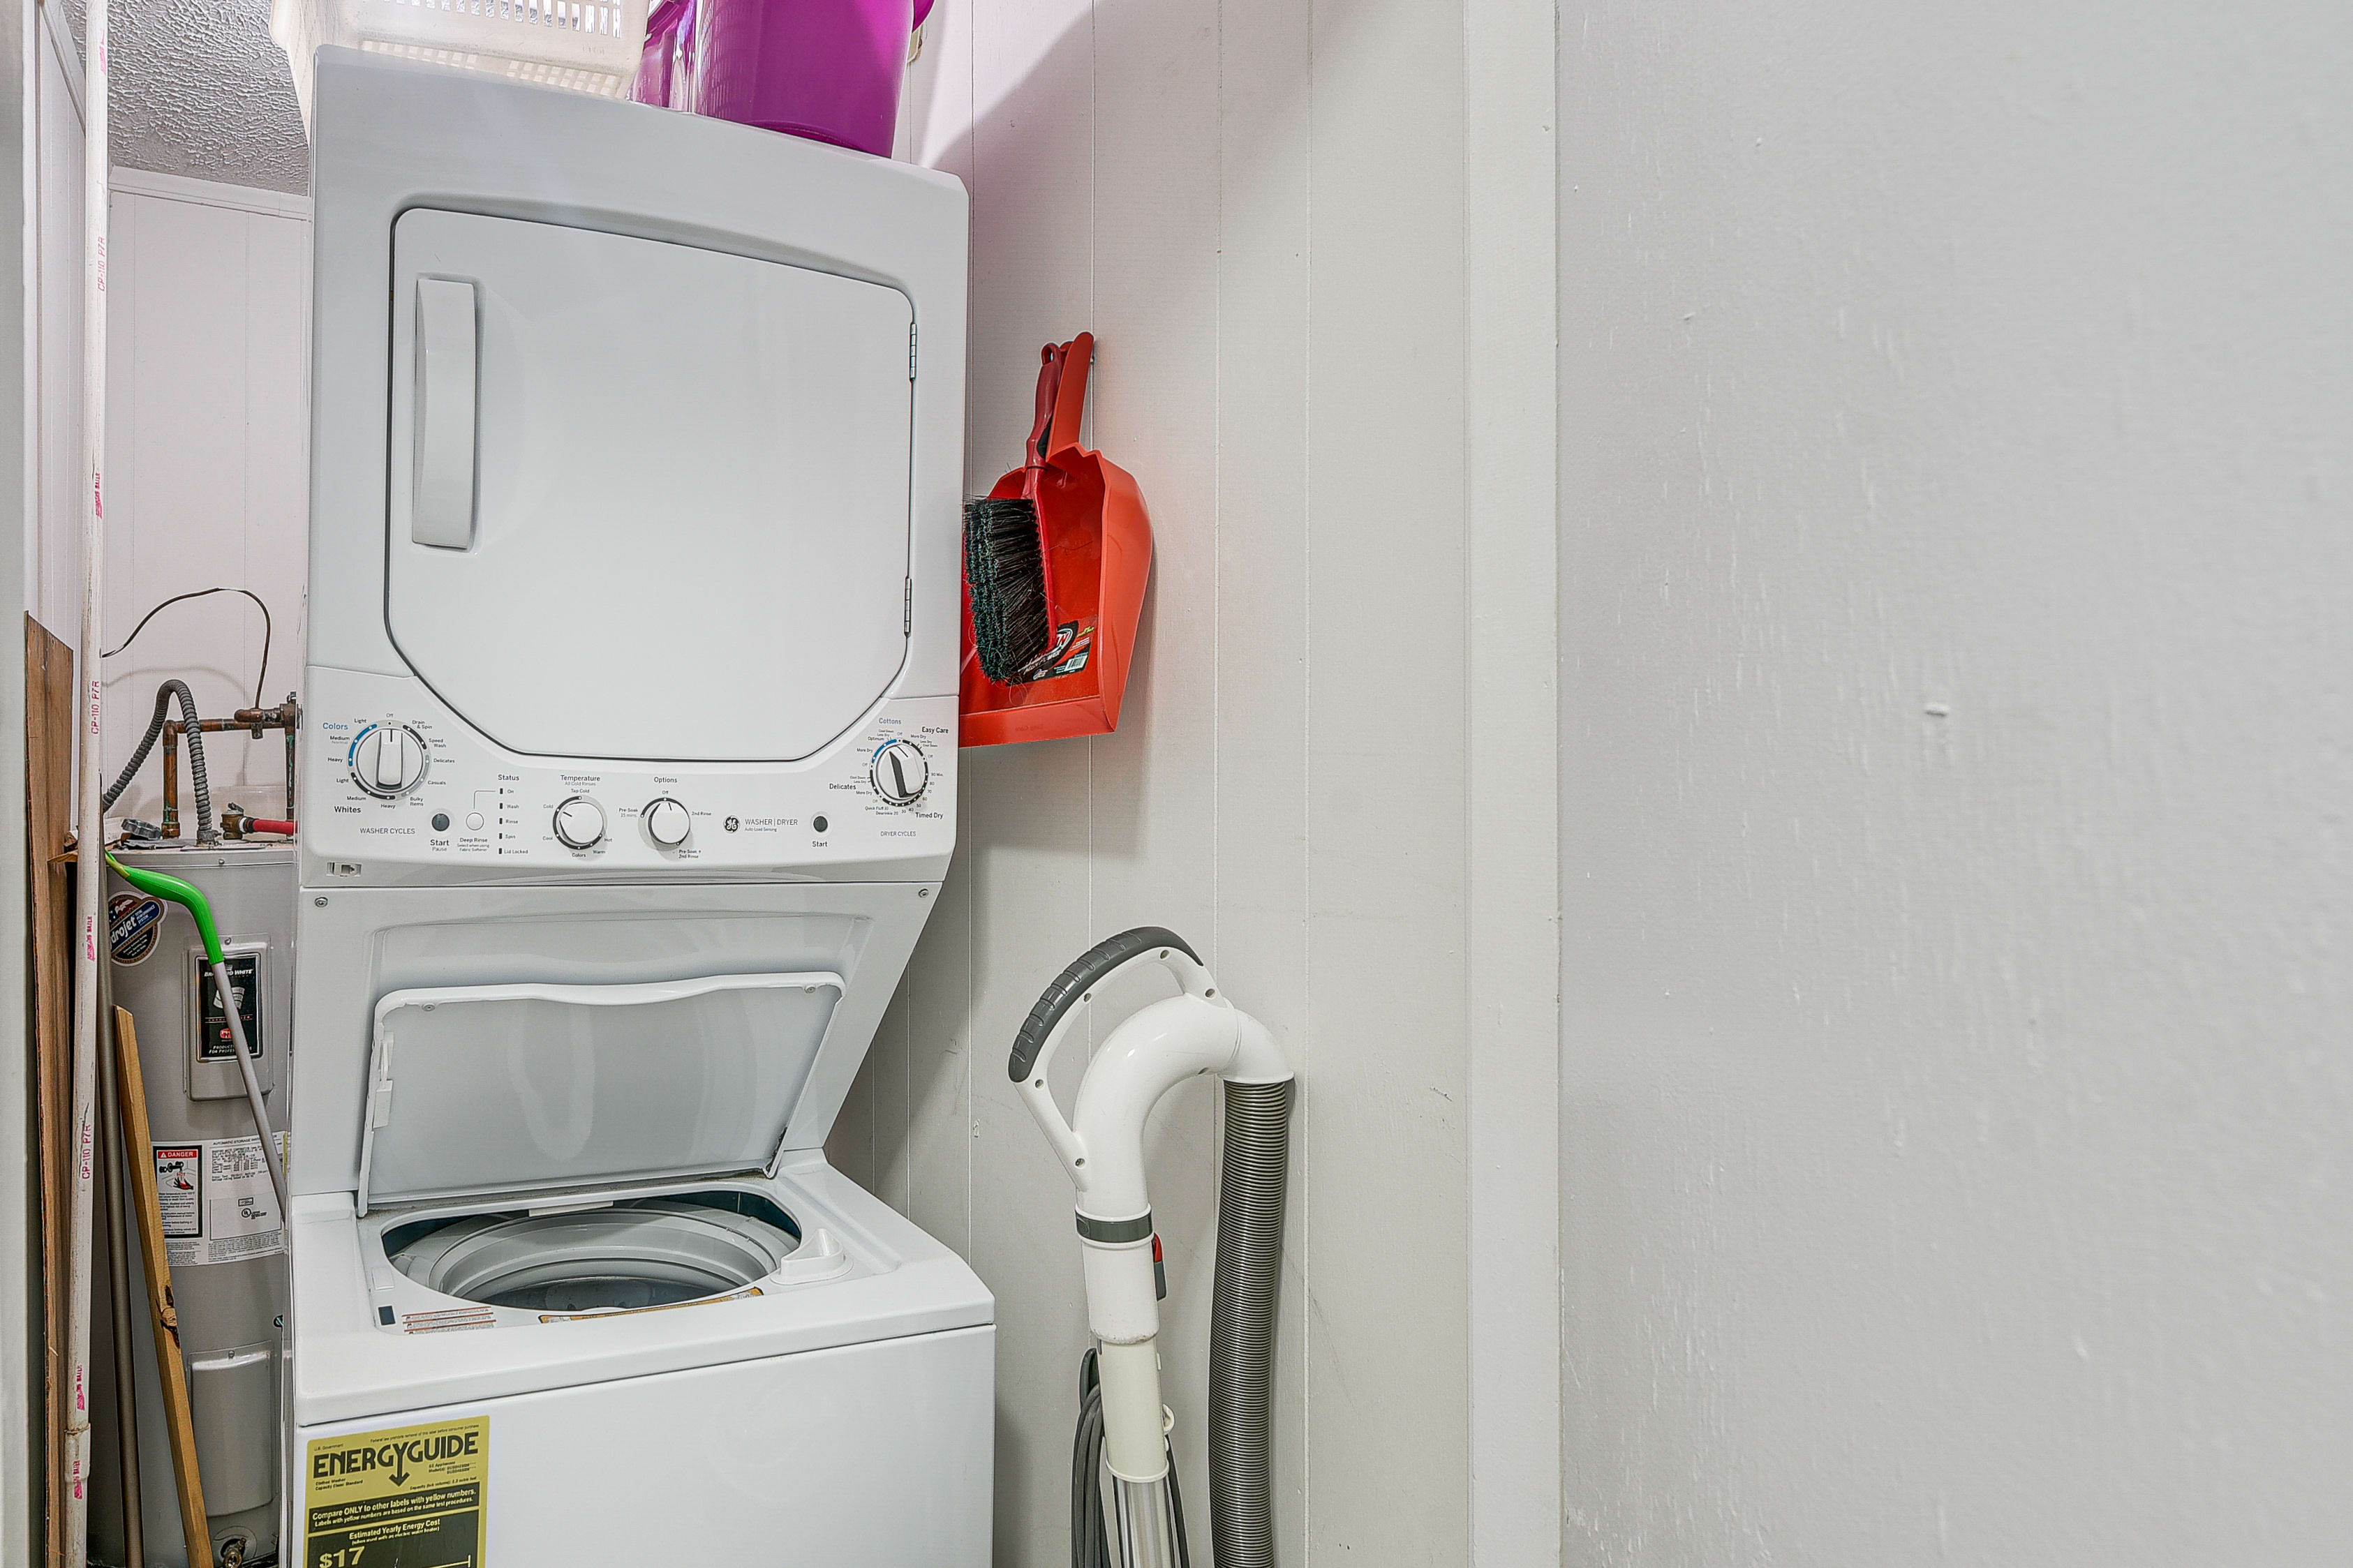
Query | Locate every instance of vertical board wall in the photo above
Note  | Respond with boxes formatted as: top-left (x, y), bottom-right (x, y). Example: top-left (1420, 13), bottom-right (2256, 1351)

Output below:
top-left (98, 173), bottom-right (310, 825)
top-left (833, 2), bottom-right (1559, 1562)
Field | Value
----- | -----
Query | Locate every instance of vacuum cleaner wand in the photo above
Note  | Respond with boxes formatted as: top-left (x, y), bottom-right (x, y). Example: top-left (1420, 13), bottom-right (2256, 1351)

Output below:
top-left (1011, 927), bottom-right (1294, 1568)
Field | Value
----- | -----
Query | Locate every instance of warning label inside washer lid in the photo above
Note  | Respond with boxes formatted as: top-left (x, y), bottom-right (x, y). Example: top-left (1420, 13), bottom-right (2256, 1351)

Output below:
top-left (305, 1416), bottom-right (487, 1567)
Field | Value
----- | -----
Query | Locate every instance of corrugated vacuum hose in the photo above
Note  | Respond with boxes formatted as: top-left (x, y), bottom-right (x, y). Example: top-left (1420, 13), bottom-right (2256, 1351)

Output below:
top-left (1011, 928), bottom-right (1294, 1568)
top-left (1210, 1080), bottom-right (1293, 1568)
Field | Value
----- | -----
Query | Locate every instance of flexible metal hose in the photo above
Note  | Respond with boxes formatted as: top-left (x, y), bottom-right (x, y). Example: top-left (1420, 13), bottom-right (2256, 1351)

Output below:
top-left (101, 679), bottom-right (217, 842)
top-left (1208, 1078), bottom-right (1293, 1568)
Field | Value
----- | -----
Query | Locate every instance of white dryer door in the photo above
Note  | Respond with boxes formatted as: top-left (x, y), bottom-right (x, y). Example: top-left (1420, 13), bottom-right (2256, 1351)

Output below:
top-left (357, 972), bottom-right (844, 1213)
top-left (385, 209), bottom-right (914, 761)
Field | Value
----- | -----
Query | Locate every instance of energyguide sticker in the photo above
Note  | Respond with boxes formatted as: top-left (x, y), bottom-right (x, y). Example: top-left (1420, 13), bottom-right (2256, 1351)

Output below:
top-left (304, 1416), bottom-right (488, 1567)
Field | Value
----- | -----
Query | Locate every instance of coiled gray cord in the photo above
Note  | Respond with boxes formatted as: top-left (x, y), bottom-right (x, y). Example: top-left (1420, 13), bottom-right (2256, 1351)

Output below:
top-left (1209, 1079), bottom-right (1293, 1568)
top-left (1074, 1348), bottom-right (1192, 1568)
top-left (101, 680), bottom-right (216, 843)
top-left (1074, 1351), bottom-right (1112, 1568)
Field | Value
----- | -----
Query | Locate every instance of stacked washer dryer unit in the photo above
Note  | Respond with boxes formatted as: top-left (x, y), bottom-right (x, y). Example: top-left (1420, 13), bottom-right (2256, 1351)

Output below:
top-left (288, 52), bottom-right (989, 1562)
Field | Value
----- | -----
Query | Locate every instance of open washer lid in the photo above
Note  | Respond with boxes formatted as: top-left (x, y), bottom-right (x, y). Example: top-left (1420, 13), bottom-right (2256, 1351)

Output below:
top-left (358, 972), bottom-right (844, 1214)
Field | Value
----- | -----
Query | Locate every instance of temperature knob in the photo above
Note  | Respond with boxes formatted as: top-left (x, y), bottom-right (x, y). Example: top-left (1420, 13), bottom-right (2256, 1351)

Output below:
top-left (644, 797), bottom-right (691, 847)
top-left (870, 739), bottom-right (930, 806)
top-left (553, 796), bottom-right (607, 850)
top-left (350, 724), bottom-right (428, 798)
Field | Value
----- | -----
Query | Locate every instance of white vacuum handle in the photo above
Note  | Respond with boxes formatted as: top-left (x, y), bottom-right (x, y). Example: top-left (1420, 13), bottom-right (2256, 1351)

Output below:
top-left (1007, 927), bottom-right (1220, 1189)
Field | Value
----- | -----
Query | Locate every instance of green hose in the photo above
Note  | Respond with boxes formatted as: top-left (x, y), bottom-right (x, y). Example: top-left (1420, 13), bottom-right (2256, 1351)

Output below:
top-left (106, 855), bottom-right (227, 964)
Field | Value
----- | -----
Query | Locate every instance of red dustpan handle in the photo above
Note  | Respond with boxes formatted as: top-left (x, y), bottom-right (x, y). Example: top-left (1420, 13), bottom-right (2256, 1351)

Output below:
top-left (1026, 346), bottom-right (1060, 475)
top-left (1046, 332), bottom-right (1092, 462)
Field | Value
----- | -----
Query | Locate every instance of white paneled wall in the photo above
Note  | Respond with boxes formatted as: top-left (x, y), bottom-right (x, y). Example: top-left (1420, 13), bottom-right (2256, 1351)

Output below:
top-left (97, 173), bottom-right (310, 827)
top-left (837, 3), bottom-right (1559, 1563)
top-left (1559, 0), bottom-right (2353, 1560)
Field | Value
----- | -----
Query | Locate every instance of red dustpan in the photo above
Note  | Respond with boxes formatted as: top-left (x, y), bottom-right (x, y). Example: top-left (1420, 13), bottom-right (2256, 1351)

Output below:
top-left (960, 333), bottom-right (1153, 747)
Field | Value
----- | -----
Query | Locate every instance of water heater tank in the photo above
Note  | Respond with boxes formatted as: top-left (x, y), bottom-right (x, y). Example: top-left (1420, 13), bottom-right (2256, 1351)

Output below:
top-left (90, 843), bottom-right (295, 1568)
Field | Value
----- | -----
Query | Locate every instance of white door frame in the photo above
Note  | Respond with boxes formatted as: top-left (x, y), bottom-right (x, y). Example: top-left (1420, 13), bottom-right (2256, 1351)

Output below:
top-left (1465, 0), bottom-right (1561, 1562)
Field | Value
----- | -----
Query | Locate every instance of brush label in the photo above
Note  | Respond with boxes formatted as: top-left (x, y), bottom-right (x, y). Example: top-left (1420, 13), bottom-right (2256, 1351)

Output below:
top-left (305, 1416), bottom-right (489, 1568)
top-left (1027, 619), bottom-right (1093, 680)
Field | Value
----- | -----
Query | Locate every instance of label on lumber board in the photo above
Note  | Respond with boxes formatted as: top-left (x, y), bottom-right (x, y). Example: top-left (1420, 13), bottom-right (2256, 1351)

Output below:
top-left (305, 1416), bottom-right (489, 1567)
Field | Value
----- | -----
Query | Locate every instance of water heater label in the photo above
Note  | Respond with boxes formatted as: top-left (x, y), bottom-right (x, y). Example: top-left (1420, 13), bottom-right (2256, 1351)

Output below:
top-left (151, 1147), bottom-right (200, 1239)
top-left (305, 1415), bottom-right (489, 1568)
top-left (195, 950), bottom-right (265, 1061)
top-left (154, 1133), bottom-right (288, 1267)
top-left (108, 893), bottom-right (165, 966)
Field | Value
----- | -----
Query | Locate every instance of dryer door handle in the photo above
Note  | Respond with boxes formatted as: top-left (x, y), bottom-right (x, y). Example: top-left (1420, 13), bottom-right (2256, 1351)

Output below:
top-left (412, 276), bottom-right (480, 550)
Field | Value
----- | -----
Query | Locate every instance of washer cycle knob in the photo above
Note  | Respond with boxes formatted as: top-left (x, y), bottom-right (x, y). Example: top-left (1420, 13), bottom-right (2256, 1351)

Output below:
top-left (644, 797), bottom-right (691, 847)
top-left (870, 739), bottom-right (930, 806)
top-left (553, 796), bottom-right (607, 850)
top-left (350, 724), bottom-right (428, 798)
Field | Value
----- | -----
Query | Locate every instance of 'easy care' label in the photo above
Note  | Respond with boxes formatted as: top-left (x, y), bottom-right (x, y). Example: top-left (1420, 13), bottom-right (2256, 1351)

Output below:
top-left (304, 1417), bottom-right (487, 1567)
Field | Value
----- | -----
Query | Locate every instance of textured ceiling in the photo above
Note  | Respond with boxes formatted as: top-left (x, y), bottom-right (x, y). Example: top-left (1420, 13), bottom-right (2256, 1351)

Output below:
top-left (61, 0), bottom-right (311, 195)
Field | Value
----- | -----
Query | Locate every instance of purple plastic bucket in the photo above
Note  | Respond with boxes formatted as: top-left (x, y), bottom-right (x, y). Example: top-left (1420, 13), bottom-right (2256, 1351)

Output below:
top-left (633, 0), bottom-right (688, 106)
top-left (692, 0), bottom-right (915, 156)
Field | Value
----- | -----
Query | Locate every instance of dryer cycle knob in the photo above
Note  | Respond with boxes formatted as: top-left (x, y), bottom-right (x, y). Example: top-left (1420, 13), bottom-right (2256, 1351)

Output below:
top-left (350, 724), bottom-right (428, 798)
top-left (644, 797), bottom-right (691, 848)
top-left (870, 739), bottom-right (930, 806)
top-left (553, 796), bottom-right (607, 850)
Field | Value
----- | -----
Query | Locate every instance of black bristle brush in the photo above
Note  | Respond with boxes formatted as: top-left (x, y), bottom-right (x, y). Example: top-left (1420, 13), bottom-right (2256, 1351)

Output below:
top-left (964, 495), bottom-right (1050, 681)
top-left (963, 345), bottom-right (1064, 682)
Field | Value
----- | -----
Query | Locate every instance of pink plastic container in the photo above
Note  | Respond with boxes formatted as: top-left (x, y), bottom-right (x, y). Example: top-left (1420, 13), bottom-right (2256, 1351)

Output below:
top-left (632, 0), bottom-right (688, 106)
top-left (691, 0), bottom-right (915, 156)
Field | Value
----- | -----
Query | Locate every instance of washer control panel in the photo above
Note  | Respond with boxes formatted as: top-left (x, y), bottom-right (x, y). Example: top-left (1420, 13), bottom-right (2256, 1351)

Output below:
top-left (304, 667), bottom-right (954, 883)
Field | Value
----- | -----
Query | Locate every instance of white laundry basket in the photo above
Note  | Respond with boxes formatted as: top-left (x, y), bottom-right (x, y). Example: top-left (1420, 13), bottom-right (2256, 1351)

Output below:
top-left (273, 0), bottom-right (651, 132)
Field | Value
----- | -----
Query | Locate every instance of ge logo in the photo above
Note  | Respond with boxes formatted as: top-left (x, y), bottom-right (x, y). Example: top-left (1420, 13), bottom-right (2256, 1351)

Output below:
top-left (724, 816), bottom-right (740, 832)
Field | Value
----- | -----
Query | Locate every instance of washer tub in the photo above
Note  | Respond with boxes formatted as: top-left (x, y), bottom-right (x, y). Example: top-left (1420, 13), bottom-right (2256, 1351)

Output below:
top-left (383, 1192), bottom-right (802, 1314)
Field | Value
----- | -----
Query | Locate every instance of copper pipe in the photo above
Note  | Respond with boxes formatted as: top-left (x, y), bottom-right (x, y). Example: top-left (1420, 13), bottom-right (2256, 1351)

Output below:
top-left (158, 699), bottom-right (301, 840)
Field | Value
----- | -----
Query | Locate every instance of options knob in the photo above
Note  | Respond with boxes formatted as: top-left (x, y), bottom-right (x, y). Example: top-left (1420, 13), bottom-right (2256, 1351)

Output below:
top-left (350, 724), bottom-right (428, 798)
top-left (644, 797), bottom-right (691, 848)
top-left (869, 739), bottom-right (930, 807)
top-left (553, 796), bottom-right (607, 850)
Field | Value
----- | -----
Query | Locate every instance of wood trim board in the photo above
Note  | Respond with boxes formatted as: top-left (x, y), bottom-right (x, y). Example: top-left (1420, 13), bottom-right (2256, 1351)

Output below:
top-left (24, 613), bottom-right (73, 1568)
top-left (111, 1007), bottom-right (213, 1568)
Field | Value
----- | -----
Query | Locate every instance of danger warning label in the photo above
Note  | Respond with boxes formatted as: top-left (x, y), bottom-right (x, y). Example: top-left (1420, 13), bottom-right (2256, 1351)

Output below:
top-left (304, 1416), bottom-right (487, 1567)
top-left (154, 1133), bottom-right (289, 1267)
